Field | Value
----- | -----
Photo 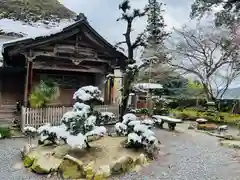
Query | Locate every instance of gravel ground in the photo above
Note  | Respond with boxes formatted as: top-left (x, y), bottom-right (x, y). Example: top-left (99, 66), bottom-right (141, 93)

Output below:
top-left (0, 125), bottom-right (240, 180)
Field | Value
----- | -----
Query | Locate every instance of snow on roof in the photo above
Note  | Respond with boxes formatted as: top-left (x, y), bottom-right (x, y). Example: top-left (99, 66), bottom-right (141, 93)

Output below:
top-left (0, 18), bottom-right (74, 53)
top-left (0, 18), bottom-right (73, 38)
top-left (133, 83), bottom-right (163, 92)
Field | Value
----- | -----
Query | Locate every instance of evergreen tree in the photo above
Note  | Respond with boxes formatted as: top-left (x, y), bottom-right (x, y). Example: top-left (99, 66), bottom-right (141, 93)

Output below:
top-left (146, 0), bottom-right (169, 46)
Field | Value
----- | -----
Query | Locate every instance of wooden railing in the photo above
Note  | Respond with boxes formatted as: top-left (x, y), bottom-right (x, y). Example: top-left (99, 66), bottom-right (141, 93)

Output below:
top-left (21, 105), bottom-right (120, 131)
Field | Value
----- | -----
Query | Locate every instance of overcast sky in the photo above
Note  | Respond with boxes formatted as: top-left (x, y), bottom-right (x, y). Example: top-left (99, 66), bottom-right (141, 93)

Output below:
top-left (59, 0), bottom-right (194, 45)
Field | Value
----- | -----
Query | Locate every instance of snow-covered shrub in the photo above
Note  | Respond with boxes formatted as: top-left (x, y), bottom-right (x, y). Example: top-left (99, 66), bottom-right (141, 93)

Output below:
top-left (100, 112), bottom-right (116, 124)
top-left (37, 86), bottom-right (107, 149)
top-left (114, 113), bottom-right (160, 159)
top-left (24, 126), bottom-right (37, 145)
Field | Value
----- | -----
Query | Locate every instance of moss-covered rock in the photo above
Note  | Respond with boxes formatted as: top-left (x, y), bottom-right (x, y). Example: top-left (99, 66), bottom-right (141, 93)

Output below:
top-left (23, 151), bottom-right (40, 168)
top-left (134, 154), bottom-right (147, 166)
top-left (84, 161), bottom-right (95, 180)
top-left (31, 155), bottom-right (62, 174)
top-left (197, 123), bottom-right (217, 131)
top-left (59, 155), bottom-right (84, 179)
top-left (110, 156), bottom-right (134, 175)
top-left (52, 144), bottom-right (71, 158)
top-left (220, 140), bottom-right (240, 149)
top-left (94, 165), bottom-right (111, 180)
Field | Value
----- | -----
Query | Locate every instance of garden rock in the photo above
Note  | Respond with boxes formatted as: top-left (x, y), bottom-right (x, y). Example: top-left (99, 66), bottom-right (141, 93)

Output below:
top-left (220, 140), bottom-right (240, 149)
top-left (59, 155), bottom-right (84, 179)
top-left (52, 144), bottom-right (71, 158)
top-left (196, 118), bottom-right (208, 124)
top-left (197, 123), bottom-right (217, 131)
top-left (188, 123), bottom-right (195, 130)
top-left (94, 165), bottom-right (111, 180)
top-left (110, 155), bottom-right (134, 174)
top-left (31, 154), bottom-right (62, 174)
top-left (84, 161), bottom-right (95, 179)
top-left (21, 143), bottom-right (36, 159)
top-left (23, 150), bottom-right (41, 168)
top-left (135, 154), bottom-right (147, 166)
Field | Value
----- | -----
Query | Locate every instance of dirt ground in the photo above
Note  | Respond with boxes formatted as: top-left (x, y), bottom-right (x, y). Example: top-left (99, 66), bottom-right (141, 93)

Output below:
top-left (69, 136), bottom-right (143, 168)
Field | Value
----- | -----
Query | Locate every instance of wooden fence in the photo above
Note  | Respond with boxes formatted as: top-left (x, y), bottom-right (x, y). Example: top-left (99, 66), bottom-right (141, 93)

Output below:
top-left (21, 105), bottom-right (120, 130)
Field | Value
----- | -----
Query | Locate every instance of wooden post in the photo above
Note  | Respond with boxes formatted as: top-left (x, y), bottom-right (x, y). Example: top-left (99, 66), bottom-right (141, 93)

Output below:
top-left (0, 74), bottom-right (2, 106)
top-left (24, 51), bottom-right (34, 107)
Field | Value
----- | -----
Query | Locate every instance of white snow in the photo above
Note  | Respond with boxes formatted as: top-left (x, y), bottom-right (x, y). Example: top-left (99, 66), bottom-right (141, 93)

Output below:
top-left (73, 86), bottom-right (103, 102)
top-left (122, 113), bottom-right (137, 124)
top-left (24, 126), bottom-right (37, 133)
top-left (128, 133), bottom-right (142, 143)
top-left (134, 124), bottom-right (149, 133)
top-left (196, 118), bottom-right (208, 123)
top-left (73, 102), bottom-right (90, 112)
top-left (37, 123), bottom-right (51, 134)
top-left (115, 122), bottom-right (127, 135)
top-left (142, 119), bottom-right (154, 126)
top-left (85, 126), bottom-right (107, 137)
top-left (0, 18), bottom-right (73, 39)
top-left (218, 125), bottom-right (228, 130)
top-left (133, 83), bottom-right (163, 92)
top-left (152, 115), bottom-right (162, 123)
top-left (101, 112), bottom-right (115, 118)
top-left (155, 116), bottom-right (182, 123)
top-left (85, 115), bottom-right (97, 126)
top-left (66, 133), bottom-right (86, 149)
top-left (128, 120), bottom-right (141, 126)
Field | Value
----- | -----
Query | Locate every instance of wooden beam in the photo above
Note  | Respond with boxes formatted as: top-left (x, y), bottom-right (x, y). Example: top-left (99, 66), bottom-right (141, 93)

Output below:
top-left (32, 64), bottom-right (104, 74)
top-left (28, 51), bottom-right (111, 65)
top-left (8, 28), bottom-right (80, 56)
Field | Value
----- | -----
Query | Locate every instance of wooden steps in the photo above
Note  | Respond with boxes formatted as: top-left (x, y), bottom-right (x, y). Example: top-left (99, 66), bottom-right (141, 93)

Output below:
top-left (0, 104), bottom-right (19, 125)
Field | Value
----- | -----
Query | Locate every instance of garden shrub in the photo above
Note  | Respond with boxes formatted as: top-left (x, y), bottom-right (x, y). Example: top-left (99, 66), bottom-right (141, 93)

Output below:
top-left (0, 126), bottom-right (11, 138)
top-left (153, 108), bottom-right (169, 115)
top-left (114, 113), bottom-right (160, 159)
top-left (31, 86), bottom-right (110, 149)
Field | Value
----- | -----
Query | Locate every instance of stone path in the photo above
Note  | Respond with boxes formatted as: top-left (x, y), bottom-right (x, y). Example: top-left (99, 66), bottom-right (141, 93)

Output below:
top-left (0, 127), bottom-right (240, 180)
top-left (111, 127), bottom-right (240, 180)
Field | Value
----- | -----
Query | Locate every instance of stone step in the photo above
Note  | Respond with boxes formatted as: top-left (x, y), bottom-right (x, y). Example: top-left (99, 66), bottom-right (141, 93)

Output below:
top-left (0, 109), bottom-right (16, 113)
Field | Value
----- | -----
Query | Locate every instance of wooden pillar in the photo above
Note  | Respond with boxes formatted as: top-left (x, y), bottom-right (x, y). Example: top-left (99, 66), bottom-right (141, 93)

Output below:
top-left (24, 53), bottom-right (34, 107)
top-left (0, 73), bottom-right (2, 106)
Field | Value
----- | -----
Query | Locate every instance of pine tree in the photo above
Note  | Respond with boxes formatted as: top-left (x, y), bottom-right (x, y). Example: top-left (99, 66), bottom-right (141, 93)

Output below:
top-left (146, 0), bottom-right (169, 46)
top-left (142, 0), bottom-right (169, 65)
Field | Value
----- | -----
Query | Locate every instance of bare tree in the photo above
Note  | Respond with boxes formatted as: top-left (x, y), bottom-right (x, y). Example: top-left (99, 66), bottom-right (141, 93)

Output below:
top-left (116, 0), bottom-right (149, 118)
top-left (167, 24), bottom-right (240, 101)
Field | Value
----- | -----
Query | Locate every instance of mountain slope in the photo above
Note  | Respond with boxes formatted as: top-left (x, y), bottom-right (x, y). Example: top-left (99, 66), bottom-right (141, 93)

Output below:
top-left (0, 0), bottom-right (76, 23)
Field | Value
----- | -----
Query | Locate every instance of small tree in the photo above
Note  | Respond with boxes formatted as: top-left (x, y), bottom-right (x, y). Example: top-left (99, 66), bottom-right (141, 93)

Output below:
top-left (37, 86), bottom-right (109, 149)
top-left (29, 79), bottom-right (60, 108)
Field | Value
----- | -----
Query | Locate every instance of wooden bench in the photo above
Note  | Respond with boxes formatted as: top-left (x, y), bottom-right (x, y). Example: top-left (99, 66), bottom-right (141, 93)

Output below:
top-left (152, 115), bottom-right (182, 131)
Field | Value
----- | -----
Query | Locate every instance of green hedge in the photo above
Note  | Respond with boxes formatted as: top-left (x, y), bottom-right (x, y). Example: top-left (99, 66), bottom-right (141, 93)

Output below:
top-left (171, 108), bottom-right (240, 127)
top-left (167, 99), bottom-right (238, 113)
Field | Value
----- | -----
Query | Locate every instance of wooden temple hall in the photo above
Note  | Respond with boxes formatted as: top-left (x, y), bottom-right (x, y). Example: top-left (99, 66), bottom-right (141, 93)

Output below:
top-left (0, 18), bottom-right (126, 107)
